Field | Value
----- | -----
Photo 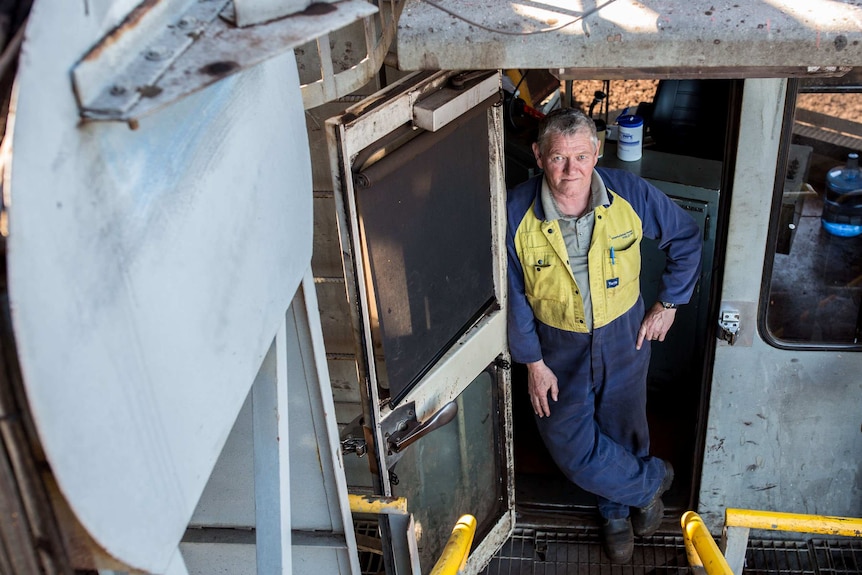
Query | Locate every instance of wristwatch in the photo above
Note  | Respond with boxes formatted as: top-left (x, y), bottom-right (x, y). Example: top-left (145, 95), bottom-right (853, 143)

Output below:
top-left (660, 301), bottom-right (677, 309)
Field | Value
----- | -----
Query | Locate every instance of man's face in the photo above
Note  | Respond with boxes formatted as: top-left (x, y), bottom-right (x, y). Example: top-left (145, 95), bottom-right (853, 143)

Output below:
top-left (532, 130), bottom-right (599, 198)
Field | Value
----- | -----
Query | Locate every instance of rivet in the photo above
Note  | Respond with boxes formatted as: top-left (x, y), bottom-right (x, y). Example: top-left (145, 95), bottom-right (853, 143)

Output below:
top-left (109, 84), bottom-right (128, 96)
top-left (177, 17), bottom-right (197, 29)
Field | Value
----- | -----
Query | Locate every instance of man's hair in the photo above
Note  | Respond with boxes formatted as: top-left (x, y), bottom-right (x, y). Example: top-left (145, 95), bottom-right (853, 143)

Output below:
top-left (536, 108), bottom-right (598, 156)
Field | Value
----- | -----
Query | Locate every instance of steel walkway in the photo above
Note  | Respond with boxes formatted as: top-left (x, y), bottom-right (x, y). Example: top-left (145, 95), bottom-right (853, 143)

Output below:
top-left (479, 528), bottom-right (862, 575)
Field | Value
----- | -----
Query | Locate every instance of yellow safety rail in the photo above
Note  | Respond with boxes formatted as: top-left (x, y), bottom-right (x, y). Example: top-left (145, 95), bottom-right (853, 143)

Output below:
top-left (349, 494), bottom-right (476, 574)
top-left (725, 508), bottom-right (862, 537)
top-left (681, 512), bottom-right (734, 575)
top-left (429, 514), bottom-right (477, 575)
top-left (348, 493), bottom-right (408, 516)
top-left (682, 509), bottom-right (862, 575)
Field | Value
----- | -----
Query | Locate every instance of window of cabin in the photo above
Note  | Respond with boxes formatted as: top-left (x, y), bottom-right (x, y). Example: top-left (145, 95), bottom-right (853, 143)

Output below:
top-left (763, 71), bottom-right (862, 348)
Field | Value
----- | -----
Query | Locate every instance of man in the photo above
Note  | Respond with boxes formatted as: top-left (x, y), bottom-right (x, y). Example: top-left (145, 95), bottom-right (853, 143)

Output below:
top-left (506, 108), bottom-right (702, 563)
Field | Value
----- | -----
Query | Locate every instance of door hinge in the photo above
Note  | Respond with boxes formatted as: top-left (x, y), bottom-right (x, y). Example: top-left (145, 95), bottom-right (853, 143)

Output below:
top-left (718, 307), bottom-right (741, 345)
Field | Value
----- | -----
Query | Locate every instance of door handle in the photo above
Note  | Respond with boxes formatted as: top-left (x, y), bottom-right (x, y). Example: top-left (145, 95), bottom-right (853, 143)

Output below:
top-left (388, 401), bottom-right (458, 454)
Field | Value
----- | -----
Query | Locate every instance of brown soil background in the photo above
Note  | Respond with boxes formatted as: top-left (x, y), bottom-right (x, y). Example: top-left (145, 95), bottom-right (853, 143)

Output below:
top-left (565, 79), bottom-right (862, 190)
top-left (569, 79), bottom-right (862, 134)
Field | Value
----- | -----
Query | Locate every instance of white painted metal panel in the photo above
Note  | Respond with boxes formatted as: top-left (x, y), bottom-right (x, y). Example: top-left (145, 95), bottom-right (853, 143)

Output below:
top-left (699, 79), bottom-right (862, 530)
top-left (184, 274), bottom-right (360, 574)
top-left (190, 392), bottom-right (256, 529)
top-left (233, 0), bottom-right (312, 28)
top-left (287, 274), bottom-right (361, 575)
top-left (8, 1), bottom-right (311, 572)
top-left (181, 542), bottom-right (256, 575)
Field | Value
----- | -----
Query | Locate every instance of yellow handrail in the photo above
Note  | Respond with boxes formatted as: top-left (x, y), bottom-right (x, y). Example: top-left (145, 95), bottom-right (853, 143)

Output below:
top-left (348, 493), bottom-right (408, 516)
top-left (429, 514), bottom-right (477, 575)
top-left (681, 512), bottom-right (734, 575)
top-left (683, 508), bottom-right (862, 575)
top-left (725, 508), bottom-right (862, 537)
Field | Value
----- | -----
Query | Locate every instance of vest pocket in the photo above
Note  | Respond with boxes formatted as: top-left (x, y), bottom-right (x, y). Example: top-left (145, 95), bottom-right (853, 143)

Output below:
top-left (604, 239), bottom-right (641, 295)
top-left (522, 248), bottom-right (567, 303)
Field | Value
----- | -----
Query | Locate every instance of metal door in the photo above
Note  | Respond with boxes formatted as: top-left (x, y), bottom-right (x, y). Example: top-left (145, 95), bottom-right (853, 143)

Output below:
top-left (700, 78), bottom-right (862, 530)
top-left (326, 70), bottom-right (514, 573)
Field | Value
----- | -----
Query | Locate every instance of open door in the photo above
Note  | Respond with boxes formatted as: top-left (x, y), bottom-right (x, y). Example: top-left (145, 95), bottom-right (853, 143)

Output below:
top-left (326, 70), bottom-right (514, 573)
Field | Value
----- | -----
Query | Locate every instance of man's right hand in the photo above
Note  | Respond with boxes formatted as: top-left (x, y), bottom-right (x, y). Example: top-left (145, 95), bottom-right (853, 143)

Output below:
top-left (527, 359), bottom-right (559, 418)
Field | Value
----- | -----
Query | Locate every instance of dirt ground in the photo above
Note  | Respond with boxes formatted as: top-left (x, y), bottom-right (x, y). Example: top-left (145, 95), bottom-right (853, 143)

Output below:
top-left (568, 78), bottom-right (862, 128)
top-left (568, 79), bottom-right (659, 120)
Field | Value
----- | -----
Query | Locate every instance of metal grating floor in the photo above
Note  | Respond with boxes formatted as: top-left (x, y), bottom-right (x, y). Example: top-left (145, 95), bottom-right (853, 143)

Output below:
top-left (480, 528), bottom-right (862, 575)
top-left (355, 519), bottom-right (385, 575)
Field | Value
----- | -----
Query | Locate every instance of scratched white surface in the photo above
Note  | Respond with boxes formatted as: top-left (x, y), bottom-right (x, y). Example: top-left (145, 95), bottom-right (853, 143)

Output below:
top-left (8, 1), bottom-right (311, 571)
top-left (700, 79), bottom-right (862, 530)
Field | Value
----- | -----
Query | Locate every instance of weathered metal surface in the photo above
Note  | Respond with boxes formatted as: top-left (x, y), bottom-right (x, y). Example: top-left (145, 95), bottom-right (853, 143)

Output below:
top-left (396, 0), bottom-right (862, 76)
top-left (232, 0), bottom-right (314, 28)
top-left (699, 79), bottom-right (862, 532)
top-left (73, 0), bottom-right (377, 121)
top-left (73, 0), bottom-right (228, 118)
top-left (11, 0), bottom-right (314, 571)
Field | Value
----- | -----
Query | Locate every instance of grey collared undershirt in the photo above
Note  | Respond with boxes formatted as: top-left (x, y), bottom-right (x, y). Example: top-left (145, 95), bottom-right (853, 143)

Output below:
top-left (540, 170), bottom-right (610, 332)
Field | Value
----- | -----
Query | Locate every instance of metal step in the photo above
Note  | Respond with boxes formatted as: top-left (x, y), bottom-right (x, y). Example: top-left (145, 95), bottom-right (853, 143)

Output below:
top-left (480, 527), bottom-right (862, 575)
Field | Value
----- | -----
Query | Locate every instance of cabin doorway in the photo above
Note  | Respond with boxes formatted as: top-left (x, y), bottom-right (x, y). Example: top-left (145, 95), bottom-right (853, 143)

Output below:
top-left (503, 75), bottom-right (741, 525)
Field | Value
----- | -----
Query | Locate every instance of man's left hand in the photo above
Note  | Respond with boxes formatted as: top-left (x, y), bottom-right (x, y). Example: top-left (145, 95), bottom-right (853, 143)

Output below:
top-left (636, 302), bottom-right (678, 350)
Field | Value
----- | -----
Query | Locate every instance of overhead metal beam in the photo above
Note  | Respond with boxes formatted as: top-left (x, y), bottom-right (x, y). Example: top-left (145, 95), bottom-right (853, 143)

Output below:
top-left (396, 0), bottom-right (862, 78)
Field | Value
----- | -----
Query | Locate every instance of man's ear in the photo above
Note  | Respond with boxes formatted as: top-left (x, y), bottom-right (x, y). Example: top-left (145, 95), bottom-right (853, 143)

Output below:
top-left (532, 143), bottom-right (543, 169)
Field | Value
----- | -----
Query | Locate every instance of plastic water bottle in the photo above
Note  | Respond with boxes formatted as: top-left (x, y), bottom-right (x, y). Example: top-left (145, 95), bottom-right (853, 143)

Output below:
top-left (822, 152), bottom-right (862, 237)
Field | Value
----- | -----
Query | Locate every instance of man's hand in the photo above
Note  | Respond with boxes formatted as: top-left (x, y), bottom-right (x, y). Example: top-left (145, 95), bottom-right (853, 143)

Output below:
top-left (637, 302), bottom-right (678, 349)
top-left (527, 359), bottom-right (558, 418)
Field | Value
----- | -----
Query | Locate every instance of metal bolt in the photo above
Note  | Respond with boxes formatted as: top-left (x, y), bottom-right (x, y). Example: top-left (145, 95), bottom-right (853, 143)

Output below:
top-left (177, 17), bottom-right (197, 29)
top-left (145, 47), bottom-right (171, 61)
top-left (109, 84), bottom-right (127, 96)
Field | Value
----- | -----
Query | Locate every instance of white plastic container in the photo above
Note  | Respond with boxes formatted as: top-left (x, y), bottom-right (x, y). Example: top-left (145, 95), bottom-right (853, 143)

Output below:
top-left (616, 114), bottom-right (643, 162)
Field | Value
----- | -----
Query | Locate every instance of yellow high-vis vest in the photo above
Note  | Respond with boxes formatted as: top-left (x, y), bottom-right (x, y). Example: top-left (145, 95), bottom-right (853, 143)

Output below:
top-left (513, 190), bottom-right (643, 333)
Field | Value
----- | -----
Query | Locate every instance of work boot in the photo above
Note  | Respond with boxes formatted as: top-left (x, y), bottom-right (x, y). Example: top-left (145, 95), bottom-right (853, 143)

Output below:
top-left (632, 460), bottom-right (674, 537)
top-left (601, 516), bottom-right (634, 563)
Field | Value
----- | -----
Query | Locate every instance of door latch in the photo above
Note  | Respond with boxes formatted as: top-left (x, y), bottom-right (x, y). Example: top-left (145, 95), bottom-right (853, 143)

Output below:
top-left (339, 413), bottom-right (368, 458)
top-left (341, 436), bottom-right (367, 457)
top-left (381, 401), bottom-right (458, 468)
top-left (718, 307), bottom-right (741, 345)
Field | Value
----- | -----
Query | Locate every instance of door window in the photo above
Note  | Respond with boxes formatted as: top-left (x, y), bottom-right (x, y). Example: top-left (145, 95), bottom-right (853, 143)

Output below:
top-left (763, 71), bottom-right (862, 348)
top-left (391, 368), bottom-right (504, 572)
top-left (354, 105), bottom-right (496, 404)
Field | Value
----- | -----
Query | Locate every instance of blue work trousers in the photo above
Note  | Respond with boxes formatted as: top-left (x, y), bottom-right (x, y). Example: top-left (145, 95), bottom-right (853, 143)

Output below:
top-left (533, 298), bottom-right (666, 520)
